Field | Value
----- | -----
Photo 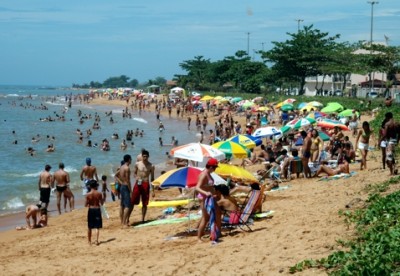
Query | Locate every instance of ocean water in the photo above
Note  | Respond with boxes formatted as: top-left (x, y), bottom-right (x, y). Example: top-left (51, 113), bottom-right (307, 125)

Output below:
top-left (0, 85), bottom-right (198, 219)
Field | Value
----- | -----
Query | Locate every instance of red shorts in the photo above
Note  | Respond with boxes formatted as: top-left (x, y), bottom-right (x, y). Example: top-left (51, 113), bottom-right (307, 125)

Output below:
top-left (131, 181), bottom-right (150, 206)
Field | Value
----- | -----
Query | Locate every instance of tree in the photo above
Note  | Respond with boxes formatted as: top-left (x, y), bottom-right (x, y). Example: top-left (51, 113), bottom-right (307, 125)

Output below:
top-left (179, 56), bottom-right (211, 89)
top-left (262, 25), bottom-right (340, 95)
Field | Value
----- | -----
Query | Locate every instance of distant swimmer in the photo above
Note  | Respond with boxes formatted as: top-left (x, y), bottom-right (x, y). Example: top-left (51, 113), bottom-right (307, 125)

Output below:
top-left (46, 144), bottom-right (55, 152)
top-left (159, 122), bottom-right (165, 132)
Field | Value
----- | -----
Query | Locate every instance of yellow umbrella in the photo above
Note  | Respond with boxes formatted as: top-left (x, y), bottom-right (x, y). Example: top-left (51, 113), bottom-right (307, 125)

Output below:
top-left (275, 101), bottom-right (285, 109)
top-left (215, 164), bottom-right (259, 184)
top-left (200, 95), bottom-right (214, 101)
top-left (301, 104), bottom-right (317, 112)
top-left (256, 106), bottom-right (270, 112)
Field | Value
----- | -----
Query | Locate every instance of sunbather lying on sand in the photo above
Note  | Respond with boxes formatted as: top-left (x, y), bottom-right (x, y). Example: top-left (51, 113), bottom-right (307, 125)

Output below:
top-left (315, 156), bottom-right (350, 177)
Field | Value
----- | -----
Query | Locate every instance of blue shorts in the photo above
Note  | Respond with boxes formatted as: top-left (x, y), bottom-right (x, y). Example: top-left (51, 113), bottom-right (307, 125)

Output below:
top-left (120, 185), bottom-right (132, 208)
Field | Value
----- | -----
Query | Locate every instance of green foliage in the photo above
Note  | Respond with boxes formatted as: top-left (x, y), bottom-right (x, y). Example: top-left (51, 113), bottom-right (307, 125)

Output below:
top-left (290, 176), bottom-right (400, 274)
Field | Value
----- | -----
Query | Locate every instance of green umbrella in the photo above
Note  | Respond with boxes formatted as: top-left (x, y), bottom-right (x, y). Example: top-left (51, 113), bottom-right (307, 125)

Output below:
top-left (321, 102), bottom-right (344, 114)
top-left (231, 97), bottom-right (243, 103)
top-left (281, 104), bottom-right (294, 111)
top-left (338, 109), bottom-right (359, 117)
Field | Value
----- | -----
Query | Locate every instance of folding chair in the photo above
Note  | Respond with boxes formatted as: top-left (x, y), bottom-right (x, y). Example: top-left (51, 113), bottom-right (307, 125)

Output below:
top-left (223, 189), bottom-right (261, 232)
top-left (288, 159), bottom-right (303, 180)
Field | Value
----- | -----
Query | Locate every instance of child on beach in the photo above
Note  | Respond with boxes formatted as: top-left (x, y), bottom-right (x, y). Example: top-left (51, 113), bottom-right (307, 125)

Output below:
top-left (16, 204), bottom-right (48, 230)
top-left (101, 175), bottom-right (109, 202)
top-left (85, 180), bottom-right (104, 246)
top-left (63, 188), bottom-right (75, 212)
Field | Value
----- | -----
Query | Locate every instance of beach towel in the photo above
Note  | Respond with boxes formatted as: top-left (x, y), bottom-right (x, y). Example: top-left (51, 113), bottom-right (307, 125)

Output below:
top-left (266, 185), bottom-right (291, 192)
top-left (254, 210), bottom-right (275, 219)
top-left (134, 213), bottom-right (201, 228)
top-left (317, 171), bottom-right (357, 181)
top-left (205, 196), bottom-right (220, 243)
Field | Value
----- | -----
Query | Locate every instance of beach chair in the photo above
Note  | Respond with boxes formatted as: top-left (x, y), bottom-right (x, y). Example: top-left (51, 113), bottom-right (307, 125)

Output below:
top-left (288, 159), bottom-right (303, 180)
top-left (223, 189), bottom-right (261, 232)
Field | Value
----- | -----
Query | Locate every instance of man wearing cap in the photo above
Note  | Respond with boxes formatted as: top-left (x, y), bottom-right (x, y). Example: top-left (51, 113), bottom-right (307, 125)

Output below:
top-left (80, 157), bottom-right (99, 195)
top-left (38, 164), bottom-right (53, 209)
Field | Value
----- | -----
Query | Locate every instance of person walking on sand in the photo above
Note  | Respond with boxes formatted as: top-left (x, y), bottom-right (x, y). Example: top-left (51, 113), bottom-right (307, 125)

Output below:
top-left (115, 154), bottom-right (133, 227)
top-left (85, 180), bottom-right (104, 246)
top-left (355, 121), bottom-right (375, 170)
top-left (132, 150), bottom-right (155, 223)
top-left (80, 157), bottom-right (99, 195)
top-left (53, 162), bottom-right (70, 214)
top-left (38, 164), bottom-right (53, 209)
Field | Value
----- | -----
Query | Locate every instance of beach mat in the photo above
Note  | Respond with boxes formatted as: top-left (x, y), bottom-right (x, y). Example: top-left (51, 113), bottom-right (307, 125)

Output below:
top-left (318, 171), bottom-right (357, 182)
top-left (134, 213), bottom-right (201, 228)
top-left (138, 199), bottom-right (191, 208)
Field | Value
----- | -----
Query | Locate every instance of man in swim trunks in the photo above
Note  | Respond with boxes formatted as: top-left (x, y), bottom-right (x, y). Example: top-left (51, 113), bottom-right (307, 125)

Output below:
top-left (80, 157), bottom-right (99, 194)
top-left (132, 150), bottom-right (155, 223)
top-left (84, 180), bottom-right (104, 245)
top-left (300, 131), bottom-right (312, 178)
top-left (382, 112), bottom-right (398, 175)
top-left (53, 162), bottom-right (71, 214)
top-left (115, 154), bottom-right (133, 227)
top-left (38, 164), bottom-right (53, 209)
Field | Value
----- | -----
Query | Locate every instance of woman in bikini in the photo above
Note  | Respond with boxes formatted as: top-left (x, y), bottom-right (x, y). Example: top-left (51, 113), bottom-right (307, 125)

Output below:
top-left (195, 158), bottom-right (221, 242)
top-left (355, 121), bottom-right (374, 170)
top-left (310, 129), bottom-right (323, 162)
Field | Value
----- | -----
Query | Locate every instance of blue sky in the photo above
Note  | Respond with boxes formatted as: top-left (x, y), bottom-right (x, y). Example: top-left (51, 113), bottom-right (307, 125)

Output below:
top-left (0, 0), bottom-right (399, 86)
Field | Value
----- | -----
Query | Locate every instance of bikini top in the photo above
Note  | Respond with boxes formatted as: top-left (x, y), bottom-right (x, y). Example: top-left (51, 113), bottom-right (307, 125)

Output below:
top-left (207, 173), bottom-right (215, 187)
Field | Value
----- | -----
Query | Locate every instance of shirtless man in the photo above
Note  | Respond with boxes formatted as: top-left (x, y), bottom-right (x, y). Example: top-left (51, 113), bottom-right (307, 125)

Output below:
top-left (300, 131), bottom-right (312, 178)
top-left (38, 164), bottom-right (53, 209)
top-left (115, 154), bottom-right (133, 227)
top-left (382, 112), bottom-right (398, 175)
top-left (53, 162), bottom-right (70, 214)
top-left (132, 150), bottom-right (155, 223)
top-left (80, 157), bottom-right (99, 194)
top-left (315, 156), bottom-right (350, 177)
top-left (84, 180), bottom-right (104, 245)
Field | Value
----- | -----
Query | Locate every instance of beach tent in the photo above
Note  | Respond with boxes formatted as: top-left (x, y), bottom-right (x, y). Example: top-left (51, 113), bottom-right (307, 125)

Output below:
top-left (170, 87), bottom-right (186, 97)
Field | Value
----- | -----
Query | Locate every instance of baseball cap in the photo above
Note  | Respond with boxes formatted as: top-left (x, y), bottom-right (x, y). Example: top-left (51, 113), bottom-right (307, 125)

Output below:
top-left (207, 158), bottom-right (219, 167)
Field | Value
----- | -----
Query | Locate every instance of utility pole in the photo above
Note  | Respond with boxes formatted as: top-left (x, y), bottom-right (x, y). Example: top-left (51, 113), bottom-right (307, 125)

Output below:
top-left (295, 19), bottom-right (303, 32)
top-left (246, 32), bottom-right (250, 55)
top-left (261, 42), bottom-right (265, 51)
top-left (367, 1), bottom-right (379, 96)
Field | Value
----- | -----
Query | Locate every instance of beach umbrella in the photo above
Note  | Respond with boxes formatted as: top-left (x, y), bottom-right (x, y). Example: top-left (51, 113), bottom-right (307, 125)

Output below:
top-left (320, 102), bottom-right (344, 114)
top-left (215, 164), bottom-right (259, 184)
top-left (301, 105), bottom-right (317, 112)
top-left (255, 106), bottom-right (270, 112)
top-left (281, 117), bottom-right (316, 134)
top-left (211, 141), bottom-right (250, 159)
top-left (281, 104), bottom-right (294, 111)
top-left (252, 126), bottom-right (282, 138)
top-left (231, 97), bottom-right (243, 103)
top-left (284, 98), bottom-right (296, 104)
top-left (252, 96), bottom-right (263, 103)
top-left (297, 102), bottom-right (308, 109)
top-left (200, 95), bottom-right (214, 101)
top-left (307, 111), bottom-right (326, 120)
top-left (317, 119), bottom-right (349, 131)
top-left (170, 143), bottom-right (226, 162)
top-left (275, 101), bottom-right (285, 109)
top-left (338, 109), bottom-right (359, 118)
top-left (152, 167), bottom-right (227, 189)
top-left (227, 134), bottom-right (261, 149)
top-left (242, 101), bottom-right (255, 109)
top-left (316, 129), bottom-right (331, 142)
top-left (307, 101), bottom-right (323, 108)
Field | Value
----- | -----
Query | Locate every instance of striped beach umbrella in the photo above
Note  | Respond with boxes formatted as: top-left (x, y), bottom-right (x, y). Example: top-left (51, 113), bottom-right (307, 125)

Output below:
top-left (227, 134), bottom-right (262, 149)
top-left (170, 143), bottom-right (226, 162)
top-left (211, 141), bottom-right (250, 159)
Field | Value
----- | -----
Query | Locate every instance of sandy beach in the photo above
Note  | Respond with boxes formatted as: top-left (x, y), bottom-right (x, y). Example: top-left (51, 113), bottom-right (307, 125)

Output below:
top-left (1, 95), bottom-right (397, 275)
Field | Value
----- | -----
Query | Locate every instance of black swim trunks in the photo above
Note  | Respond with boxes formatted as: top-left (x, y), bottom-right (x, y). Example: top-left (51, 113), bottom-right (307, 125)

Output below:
top-left (56, 186), bottom-right (67, 193)
top-left (87, 208), bottom-right (102, 229)
top-left (40, 187), bottom-right (51, 204)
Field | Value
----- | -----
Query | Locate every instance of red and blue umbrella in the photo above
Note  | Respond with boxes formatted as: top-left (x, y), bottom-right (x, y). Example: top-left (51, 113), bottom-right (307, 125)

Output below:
top-left (152, 167), bottom-right (227, 189)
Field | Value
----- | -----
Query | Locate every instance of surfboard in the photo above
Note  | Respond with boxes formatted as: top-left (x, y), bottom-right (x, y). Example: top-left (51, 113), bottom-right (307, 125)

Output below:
top-left (138, 199), bottom-right (191, 208)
